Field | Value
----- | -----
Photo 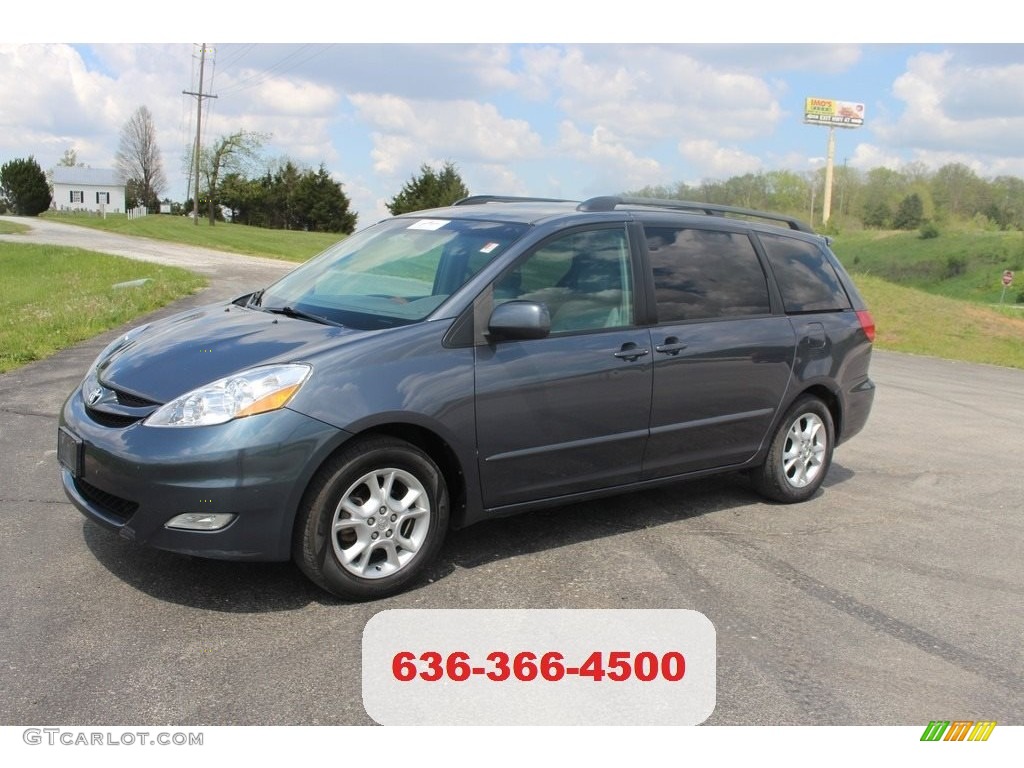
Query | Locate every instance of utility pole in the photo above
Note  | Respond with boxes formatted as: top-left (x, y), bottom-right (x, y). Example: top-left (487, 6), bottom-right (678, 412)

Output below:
top-left (183, 44), bottom-right (217, 225)
top-left (822, 127), bottom-right (836, 224)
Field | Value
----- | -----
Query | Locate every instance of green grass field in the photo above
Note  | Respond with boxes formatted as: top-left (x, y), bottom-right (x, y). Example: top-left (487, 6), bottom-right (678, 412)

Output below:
top-left (852, 274), bottom-right (1024, 369)
top-left (0, 220), bottom-right (30, 235)
top-left (42, 211), bottom-right (343, 263)
top-left (0, 243), bottom-right (206, 373)
top-left (831, 227), bottom-right (1024, 305)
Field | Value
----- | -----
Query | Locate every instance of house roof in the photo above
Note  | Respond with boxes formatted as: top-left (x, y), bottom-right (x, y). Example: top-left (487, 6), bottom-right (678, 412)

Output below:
top-left (51, 167), bottom-right (122, 187)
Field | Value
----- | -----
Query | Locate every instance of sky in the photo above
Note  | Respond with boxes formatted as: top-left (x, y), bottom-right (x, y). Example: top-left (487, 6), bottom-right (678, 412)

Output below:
top-left (3, 2), bottom-right (1024, 227)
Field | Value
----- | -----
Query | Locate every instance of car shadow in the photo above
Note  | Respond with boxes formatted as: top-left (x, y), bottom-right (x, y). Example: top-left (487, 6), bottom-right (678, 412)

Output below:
top-left (82, 464), bottom-right (856, 611)
top-left (81, 522), bottom-right (330, 612)
top-left (426, 462), bottom-right (856, 579)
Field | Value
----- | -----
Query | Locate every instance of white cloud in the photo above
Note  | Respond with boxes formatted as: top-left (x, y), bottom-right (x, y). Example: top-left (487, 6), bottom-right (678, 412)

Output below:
top-left (521, 46), bottom-right (784, 143)
top-left (0, 45), bottom-right (117, 147)
top-left (244, 77), bottom-right (339, 117)
top-left (678, 139), bottom-right (762, 179)
top-left (0, 44), bottom-right (202, 194)
top-left (847, 143), bottom-right (904, 171)
top-left (469, 164), bottom-right (529, 196)
top-left (558, 121), bottom-right (664, 191)
top-left (348, 94), bottom-right (544, 177)
top-left (878, 50), bottom-right (1024, 159)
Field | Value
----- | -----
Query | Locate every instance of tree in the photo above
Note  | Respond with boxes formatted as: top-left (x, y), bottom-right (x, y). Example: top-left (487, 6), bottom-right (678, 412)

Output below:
top-left (115, 106), bottom-right (167, 211)
top-left (219, 172), bottom-right (268, 227)
top-left (893, 193), bottom-right (925, 230)
top-left (219, 160), bottom-right (357, 234)
top-left (862, 200), bottom-right (891, 229)
top-left (58, 148), bottom-right (83, 167)
top-left (0, 156), bottom-right (51, 216)
top-left (931, 162), bottom-right (987, 219)
top-left (386, 161), bottom-right (469, 215)
top-left (292, 164), bottom-right (357, 234)
top-left (197, 130), bottom-right (266, 225)
top-left (763, 170), bottom-right (809, 216)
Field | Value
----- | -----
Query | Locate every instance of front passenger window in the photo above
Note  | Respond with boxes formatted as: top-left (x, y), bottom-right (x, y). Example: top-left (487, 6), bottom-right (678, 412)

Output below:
top-left (494, 228), bottom-right (633, 333)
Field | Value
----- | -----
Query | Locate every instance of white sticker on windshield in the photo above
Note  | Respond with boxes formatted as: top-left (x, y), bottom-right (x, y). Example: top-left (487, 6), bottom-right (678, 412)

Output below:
top-left (479, 242), bottom-right (500, 254)
top-left (407, 219), bottom-right (449, 230)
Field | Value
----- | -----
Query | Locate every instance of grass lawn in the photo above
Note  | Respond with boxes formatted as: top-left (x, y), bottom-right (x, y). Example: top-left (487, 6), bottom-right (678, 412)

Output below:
top-left (853, 273), bottom-right (1024, 369)
top-left (42, 211), bottom-right (343, 263)
top-left (832, 227), bottom-right (1024, 305)
top-left (0, 242), bottom-right (206, 373)
top-left (0, 219), bottom-right (30, 235)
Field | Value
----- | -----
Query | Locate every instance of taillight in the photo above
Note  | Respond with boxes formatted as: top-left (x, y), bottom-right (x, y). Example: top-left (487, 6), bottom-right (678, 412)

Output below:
top-left (856, 310), bottom-right (875, 342)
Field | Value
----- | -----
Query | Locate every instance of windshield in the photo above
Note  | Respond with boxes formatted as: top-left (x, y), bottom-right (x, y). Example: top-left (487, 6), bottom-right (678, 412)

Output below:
top-left (256, 217), bottom-right (529, 329)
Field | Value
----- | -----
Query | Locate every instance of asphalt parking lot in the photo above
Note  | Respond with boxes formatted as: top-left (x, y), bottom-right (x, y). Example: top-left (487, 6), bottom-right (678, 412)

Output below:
top-left (1, 219), bottom-right (1021, 726)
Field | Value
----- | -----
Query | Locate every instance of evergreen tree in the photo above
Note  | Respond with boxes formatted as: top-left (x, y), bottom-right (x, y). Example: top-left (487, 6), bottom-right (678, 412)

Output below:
top-left (893, 193), bottom-right (924, 230)
top-left (0, 156), bottom-right (51, 216)
top-left (293, 164), bottom-right (357, 234)
top-left (386, 162), bottom-right (469, 215)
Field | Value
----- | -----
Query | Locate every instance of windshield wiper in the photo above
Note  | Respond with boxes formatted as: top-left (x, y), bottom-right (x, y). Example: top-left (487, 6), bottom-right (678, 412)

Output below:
top-left (262, 305), bottom-right (344, 327)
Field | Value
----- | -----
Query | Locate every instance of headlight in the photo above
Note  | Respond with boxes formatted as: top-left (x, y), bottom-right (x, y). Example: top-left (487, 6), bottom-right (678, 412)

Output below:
top-left (144, 364), bottom-right (311, 428)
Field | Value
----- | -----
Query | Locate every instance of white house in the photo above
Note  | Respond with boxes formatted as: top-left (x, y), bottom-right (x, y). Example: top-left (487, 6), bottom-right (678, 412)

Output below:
top-left (51, 167), bottom-right (126, 214)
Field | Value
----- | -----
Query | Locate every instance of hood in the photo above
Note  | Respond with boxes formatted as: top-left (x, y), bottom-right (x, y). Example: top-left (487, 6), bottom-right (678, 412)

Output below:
top-left (97, 303), bottom-right (362, 403)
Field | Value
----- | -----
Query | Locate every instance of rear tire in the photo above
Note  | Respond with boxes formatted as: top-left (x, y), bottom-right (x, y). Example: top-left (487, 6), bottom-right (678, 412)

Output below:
top-left (752, 396), bottom-right (834, 503)
top-left (293, 436), bottom-right (449, 601)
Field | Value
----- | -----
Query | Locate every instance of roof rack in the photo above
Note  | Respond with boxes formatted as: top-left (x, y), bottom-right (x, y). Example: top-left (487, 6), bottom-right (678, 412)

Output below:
top-left (453, 195), bottom-right (574, 206)
top-left (576, 196), bottom-right (815, 233)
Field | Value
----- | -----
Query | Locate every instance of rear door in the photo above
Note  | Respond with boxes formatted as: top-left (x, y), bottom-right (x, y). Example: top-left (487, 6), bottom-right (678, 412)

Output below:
top-left (474, 225), bottom-right (653, 509)
top-left (640, 224), bottom-right (795, 478)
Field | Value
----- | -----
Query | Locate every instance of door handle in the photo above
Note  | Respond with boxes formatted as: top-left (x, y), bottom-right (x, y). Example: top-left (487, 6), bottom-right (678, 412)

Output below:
top-left (613, 342), bottom-right (650, 362)
top-left (655, 336), bottom-right (688, 355)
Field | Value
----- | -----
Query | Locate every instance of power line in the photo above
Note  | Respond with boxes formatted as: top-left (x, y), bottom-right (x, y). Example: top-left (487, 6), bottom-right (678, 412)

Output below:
top-left (216, 44), bottom-right (335, 96)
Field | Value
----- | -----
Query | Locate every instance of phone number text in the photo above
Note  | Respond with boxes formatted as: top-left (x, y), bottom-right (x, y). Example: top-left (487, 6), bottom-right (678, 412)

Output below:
top-left (392, 650), bottom-right (686, 683)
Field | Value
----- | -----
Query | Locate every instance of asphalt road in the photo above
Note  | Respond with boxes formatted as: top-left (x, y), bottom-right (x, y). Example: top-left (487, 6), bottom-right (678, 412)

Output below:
top-left (1, 218), bottom-right (1022, 726)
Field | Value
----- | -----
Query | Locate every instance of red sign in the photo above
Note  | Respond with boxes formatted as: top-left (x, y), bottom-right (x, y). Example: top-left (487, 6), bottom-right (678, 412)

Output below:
top-left (1003, 270), bottom-right (1014, 286)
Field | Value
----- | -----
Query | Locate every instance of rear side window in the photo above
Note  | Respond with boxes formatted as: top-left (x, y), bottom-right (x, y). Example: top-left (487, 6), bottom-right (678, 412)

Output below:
top-left (759, 233), bottom-right (851, 312)
top-left (645, 227), bottom-right (770, 322)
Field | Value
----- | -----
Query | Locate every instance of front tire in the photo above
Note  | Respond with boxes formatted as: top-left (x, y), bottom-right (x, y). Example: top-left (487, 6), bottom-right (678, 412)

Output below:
top-left (293, 436), bottom-right (449, 601)
top-left (753, 396), bottom-right (834, 503)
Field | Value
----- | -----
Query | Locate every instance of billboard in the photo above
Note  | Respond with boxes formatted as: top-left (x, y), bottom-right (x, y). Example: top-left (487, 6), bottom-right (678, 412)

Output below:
top-left (804, 98), bottom-right (865, 128)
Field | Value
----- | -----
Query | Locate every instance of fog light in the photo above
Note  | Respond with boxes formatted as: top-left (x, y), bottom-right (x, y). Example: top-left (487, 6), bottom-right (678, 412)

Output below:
top-left (165, 513), bottom-right (236, 531)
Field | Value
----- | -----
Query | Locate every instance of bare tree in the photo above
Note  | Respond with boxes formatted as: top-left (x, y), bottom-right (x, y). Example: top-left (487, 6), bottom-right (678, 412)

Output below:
top-left (115, 105), bottom-right (167, 210)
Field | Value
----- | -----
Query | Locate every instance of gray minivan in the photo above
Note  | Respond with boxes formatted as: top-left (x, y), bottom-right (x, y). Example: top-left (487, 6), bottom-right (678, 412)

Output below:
top-left (59, 196), bottom-right (875, 600)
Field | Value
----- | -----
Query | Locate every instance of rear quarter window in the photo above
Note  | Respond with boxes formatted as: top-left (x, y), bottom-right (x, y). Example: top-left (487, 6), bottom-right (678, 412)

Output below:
top-left (758, 233), bottom-right (851, 313)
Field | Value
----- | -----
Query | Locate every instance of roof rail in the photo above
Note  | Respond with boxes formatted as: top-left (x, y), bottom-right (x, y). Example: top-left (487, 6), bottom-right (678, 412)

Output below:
top-left (576, 196), bottom-right (815, 233)
top-left (453, 195), bottom-right (574, 206)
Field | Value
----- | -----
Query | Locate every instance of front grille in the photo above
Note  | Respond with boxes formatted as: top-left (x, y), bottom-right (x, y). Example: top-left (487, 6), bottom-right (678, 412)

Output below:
top-left (113, 388), bottom-right (159, 408)
top-left (85, 407), bottom-right (143, 428)
top-left (74, 478), bottom-right (138, 523)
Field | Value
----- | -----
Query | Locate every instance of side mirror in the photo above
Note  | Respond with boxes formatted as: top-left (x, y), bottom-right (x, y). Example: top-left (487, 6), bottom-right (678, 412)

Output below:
top-left (487, 301), bottom-right (550, 341)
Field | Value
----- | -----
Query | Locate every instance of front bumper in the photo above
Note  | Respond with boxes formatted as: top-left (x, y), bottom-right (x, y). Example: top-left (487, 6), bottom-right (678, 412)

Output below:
top-left (59, 390), bottom-right (348, 561)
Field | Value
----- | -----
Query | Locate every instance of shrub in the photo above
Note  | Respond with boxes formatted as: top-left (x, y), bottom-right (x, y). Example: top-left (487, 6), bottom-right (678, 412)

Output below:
top-left (944, 256), bottom-right (968, 279)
